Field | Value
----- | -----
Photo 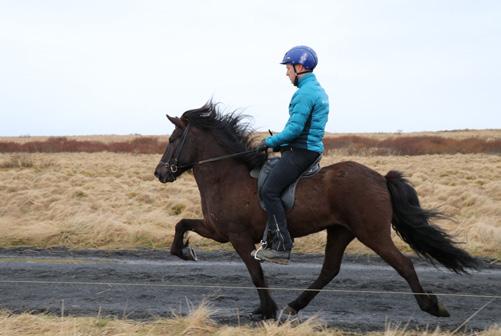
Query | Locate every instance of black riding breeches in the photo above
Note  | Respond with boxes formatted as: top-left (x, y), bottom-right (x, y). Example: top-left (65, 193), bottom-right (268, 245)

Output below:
top-left (260, 148), bottom-right (320, 250)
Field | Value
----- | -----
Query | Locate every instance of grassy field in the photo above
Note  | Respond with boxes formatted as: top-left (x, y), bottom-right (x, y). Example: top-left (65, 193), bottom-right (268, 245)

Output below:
top-left (0, 149), bottom-right (499, 260)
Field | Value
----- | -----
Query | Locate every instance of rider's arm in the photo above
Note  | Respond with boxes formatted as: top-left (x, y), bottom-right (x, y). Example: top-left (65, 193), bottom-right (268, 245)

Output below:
top-left (264, 93), bottom-right (312, 148)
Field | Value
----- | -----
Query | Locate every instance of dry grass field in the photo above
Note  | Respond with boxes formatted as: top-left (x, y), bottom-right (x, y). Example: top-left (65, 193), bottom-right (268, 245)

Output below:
top-left (0, 149), bottom-right (499, 260)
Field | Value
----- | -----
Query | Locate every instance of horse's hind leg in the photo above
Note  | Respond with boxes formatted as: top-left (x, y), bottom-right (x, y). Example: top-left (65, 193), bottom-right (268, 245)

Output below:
top-left (286, 226), bottom-right (354, 314)
top-left (357, 230), bottom-right (450, 317)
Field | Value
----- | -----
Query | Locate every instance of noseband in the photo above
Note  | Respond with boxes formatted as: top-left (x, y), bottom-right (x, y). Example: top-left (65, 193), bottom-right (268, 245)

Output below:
top-left (160, 124), bottom-right (192, 174)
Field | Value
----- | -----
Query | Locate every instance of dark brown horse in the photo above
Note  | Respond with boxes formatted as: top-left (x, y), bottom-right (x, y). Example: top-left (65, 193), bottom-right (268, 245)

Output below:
top-left (154, 102), bottom-right (478, 320)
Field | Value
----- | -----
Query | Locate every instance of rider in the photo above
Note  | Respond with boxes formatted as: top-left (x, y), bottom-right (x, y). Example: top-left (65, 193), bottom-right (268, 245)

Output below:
top-left (252, 45), bottom-right (330, 264)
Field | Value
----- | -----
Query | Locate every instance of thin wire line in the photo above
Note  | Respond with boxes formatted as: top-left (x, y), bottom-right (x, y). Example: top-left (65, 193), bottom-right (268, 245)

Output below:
top-left (0, 279), bottom-right (499, 300)
top-left (452, 298), bottom-right (497, 334)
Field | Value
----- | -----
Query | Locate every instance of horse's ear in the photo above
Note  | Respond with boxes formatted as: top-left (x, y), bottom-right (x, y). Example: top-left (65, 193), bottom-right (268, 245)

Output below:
top-left (166, 114), bottom-right (177, 125)
top-left (166, 114), bottom-right (186, 129)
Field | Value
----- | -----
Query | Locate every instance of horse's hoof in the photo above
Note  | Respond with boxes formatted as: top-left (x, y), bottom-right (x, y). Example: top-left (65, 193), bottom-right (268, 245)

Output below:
top-left (248, 311), bottom-right (263, 321)
top-left (276, 306), bottom-right (297, 323)
top-left (424, 291), bottom-right (450, 318)
top-left (251, 306), bottom-right (263, 315)
top-left (282, 305), bottom-right (297, 316)
top-left (436, 302), bottom-right (450, 317)
top-left (248, 306), bottom-right (277, 321)
top-left (181, 246), bottom-right (198, 261)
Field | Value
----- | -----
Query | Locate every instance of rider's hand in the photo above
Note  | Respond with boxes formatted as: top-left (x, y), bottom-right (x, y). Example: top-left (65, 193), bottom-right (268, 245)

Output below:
top-left (255, 140), bottom-right (269, 152)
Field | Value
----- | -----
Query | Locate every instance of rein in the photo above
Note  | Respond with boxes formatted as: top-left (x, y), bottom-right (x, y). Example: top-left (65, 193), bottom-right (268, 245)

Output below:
top-left (194, 149), bottom-right (262, 166)
top-left (160, 124), bottom-right (263, 174)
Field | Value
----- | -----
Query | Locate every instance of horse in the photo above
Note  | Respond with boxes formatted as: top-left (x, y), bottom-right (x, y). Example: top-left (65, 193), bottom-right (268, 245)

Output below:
top-left (154, 102), bottom-right (478, 320)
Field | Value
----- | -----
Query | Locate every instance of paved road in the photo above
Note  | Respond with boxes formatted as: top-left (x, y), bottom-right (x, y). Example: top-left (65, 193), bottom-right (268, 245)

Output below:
top-left (0, 248), bottom-right (499, 332)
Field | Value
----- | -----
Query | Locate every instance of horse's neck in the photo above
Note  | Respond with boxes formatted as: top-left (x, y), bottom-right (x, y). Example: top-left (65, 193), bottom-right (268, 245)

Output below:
top-left (193, 159), bottom-right (249, 194)
top-left (191, 139), bottom-right (254, 203)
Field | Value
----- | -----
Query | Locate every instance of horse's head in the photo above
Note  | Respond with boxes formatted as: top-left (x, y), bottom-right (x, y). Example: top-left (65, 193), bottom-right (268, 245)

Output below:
top-left (154, 115), bottom-right (197, 183)
top-left (155, 101), bottom-right (267, 183)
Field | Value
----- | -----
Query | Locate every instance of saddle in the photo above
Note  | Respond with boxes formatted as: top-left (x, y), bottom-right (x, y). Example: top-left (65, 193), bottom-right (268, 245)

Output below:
top-left (250, 155), bottom-right (322, 211)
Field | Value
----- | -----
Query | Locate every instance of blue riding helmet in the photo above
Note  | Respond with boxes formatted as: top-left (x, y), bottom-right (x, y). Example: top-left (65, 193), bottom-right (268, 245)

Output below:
top-left (280, 45), bottom-right (318, 70)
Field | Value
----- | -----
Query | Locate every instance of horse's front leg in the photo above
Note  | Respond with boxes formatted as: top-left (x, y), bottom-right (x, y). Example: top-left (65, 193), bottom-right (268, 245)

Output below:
top-left (170, 218), bottom-right (223, 261)
top-left (228, 232), bottom-right (278, 320)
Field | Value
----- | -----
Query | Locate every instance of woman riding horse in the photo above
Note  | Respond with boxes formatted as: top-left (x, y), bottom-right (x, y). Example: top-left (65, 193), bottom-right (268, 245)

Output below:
top-left (252, 45), bottom-right (329, 264)
top-left (154, 50), bottom-right (478, 320)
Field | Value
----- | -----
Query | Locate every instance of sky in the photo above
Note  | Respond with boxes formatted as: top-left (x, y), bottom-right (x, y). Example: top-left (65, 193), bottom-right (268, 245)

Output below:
top-left (1, 0), bottom-right (500, 136)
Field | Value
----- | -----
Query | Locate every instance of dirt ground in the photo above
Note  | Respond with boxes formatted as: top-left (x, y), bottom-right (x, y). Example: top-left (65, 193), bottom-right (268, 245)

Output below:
top-left (0, 248), bottom-right (499, 333)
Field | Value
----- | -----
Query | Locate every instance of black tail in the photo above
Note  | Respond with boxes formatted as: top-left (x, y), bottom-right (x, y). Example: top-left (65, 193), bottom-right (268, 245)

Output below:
top-left (385, 170), bottom-right (479, 273)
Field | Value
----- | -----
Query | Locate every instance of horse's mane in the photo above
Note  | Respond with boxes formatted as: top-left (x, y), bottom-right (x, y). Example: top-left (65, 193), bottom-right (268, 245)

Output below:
top-left (181, 101), bottom-right (266, 169)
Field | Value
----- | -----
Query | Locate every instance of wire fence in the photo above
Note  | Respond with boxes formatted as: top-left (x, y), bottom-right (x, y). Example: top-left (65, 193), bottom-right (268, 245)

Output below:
top-left (0, 276), bottom-right (498, 332)
top-left (0, 279), bottom-right (499, 300)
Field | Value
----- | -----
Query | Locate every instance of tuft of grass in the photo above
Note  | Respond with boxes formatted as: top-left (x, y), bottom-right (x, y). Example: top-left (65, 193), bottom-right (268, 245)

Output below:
top-left (170, 203), bottom-right (187, 215)
top-left (0, 154), bottom-right (33, 169)
top-left (0, 154), bottom-right (56, 170)
top-left (94, 317), bottom-right (110, 328)
top-left (73, 190), bottom-right (87, 198)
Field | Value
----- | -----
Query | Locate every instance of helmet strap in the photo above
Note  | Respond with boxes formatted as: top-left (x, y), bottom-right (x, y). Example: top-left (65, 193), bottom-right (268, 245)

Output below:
top-left (292, 64), bottom-right (312, 87)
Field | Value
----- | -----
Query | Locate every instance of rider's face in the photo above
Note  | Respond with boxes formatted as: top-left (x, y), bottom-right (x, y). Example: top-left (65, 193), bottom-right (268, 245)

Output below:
top-left (286, 64), bottom-right (295, 84)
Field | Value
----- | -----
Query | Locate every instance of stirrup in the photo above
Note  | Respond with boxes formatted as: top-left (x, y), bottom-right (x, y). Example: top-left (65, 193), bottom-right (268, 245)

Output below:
top-left (254, 247), bottom-right (291, 265)
top-left (252, 240), bottom-right (267, 262)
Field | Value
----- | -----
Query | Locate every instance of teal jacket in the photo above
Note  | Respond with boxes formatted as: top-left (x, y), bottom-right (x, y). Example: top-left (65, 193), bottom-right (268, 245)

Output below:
top-left (264, 73), bottom-right (329, 153)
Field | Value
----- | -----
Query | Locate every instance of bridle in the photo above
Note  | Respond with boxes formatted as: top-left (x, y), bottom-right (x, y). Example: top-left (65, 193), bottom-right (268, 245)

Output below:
top-left (159, 124), bottom-right (192, 174)
top-left (159, 124), bottom-right (262, 178)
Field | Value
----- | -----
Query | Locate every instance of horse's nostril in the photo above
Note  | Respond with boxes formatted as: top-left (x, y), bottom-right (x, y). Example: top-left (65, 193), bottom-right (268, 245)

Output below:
top-left (154, 170), bottom-right (159, 178)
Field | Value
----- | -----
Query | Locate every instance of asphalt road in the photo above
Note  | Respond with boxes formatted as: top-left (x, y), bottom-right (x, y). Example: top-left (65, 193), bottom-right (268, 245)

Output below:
top-left (0, 248), bottom-right (499, 332)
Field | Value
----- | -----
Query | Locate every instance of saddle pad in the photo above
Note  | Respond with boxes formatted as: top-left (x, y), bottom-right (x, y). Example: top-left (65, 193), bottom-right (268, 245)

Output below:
top-left (250, 155), bottom-right (321, 211)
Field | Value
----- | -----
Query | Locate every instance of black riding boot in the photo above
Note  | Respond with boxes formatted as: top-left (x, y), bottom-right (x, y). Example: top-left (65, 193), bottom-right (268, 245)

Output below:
top-left (269, 215), bottom-right (293, 251)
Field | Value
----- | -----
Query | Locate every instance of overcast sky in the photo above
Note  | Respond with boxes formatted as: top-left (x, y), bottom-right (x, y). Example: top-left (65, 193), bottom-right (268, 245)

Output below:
top-left (1, 1), bottom-right (500, 136)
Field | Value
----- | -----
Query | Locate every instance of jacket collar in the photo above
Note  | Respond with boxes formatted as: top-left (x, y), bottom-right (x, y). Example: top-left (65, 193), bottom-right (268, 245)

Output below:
top-left (297, 72), bottom-right (316, 88)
